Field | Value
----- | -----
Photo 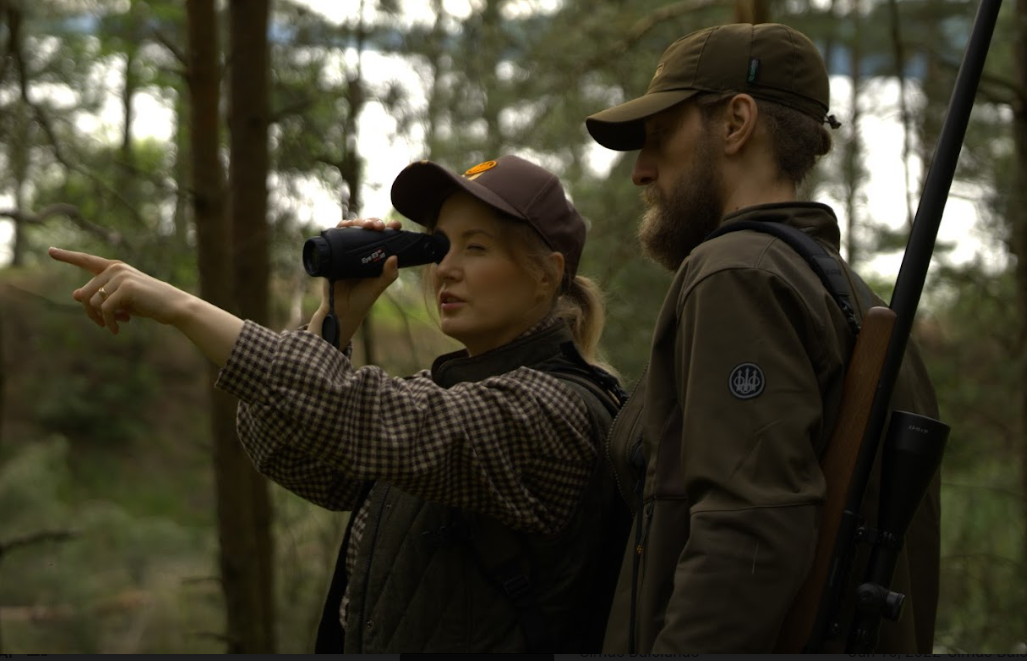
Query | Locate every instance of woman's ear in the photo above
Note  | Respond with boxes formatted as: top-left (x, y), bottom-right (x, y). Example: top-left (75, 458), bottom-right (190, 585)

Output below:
top-left (541, 252), bottom-right (566, 301)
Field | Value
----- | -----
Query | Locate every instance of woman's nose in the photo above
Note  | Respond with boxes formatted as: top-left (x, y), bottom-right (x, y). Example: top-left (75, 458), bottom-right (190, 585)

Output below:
top-left (434, 249), bottom-right (461, 280)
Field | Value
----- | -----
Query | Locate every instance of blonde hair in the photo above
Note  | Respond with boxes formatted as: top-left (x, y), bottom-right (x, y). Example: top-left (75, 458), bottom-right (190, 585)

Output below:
top-left (503, 219), bottom-right (618, 377)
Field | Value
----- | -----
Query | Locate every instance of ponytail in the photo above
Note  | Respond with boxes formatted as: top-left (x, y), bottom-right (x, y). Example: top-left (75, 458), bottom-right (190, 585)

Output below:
top-left (556, 275), bottom-right (619, 379)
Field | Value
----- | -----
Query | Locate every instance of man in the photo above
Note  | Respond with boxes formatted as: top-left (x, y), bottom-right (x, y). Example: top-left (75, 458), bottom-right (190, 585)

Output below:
top-left (585, 23), bottom-right (941, 653)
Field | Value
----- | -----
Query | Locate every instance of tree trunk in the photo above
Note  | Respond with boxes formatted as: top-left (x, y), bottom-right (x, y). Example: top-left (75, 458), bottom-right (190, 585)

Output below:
top-left (186, 1), bottom-right (272, 654)
top-left (483, 0), bottom-right (504, 156)
top-left (734, 0), bottom-right (771, 24)
top-left (172, 90), bottom-right (190, 244)
top-left (338, 0), bottom-right (375, 365)
top-left (226, 0), bottom-right (277, 653)
top-left (0, 303), bottom-right (5, 469)
top-left (423, 0), bottom-right (447, 158)
top-left (887, 0), bottom-right (915, 228)
top-left (121, 47), bottom-right (136, 169)
top-left (843, 0), bottom-right (864, 267)
top-left (1012, 0), bottom-right (1027, 636)
top-left (7, 3), bottom-right (26, 267)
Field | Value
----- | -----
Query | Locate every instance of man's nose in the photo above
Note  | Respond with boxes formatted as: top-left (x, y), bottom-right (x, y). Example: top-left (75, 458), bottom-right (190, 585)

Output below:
top-left (632, 150), bottom-right (657, 186)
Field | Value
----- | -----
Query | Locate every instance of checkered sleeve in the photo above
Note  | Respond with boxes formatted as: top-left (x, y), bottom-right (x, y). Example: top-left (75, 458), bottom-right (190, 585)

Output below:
top-left (215, 320), bottom-right (598, 533)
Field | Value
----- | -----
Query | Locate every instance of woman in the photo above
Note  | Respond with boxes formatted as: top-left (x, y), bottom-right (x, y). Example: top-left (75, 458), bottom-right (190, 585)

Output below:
top-left (49, 155), bottom-right (627, 653)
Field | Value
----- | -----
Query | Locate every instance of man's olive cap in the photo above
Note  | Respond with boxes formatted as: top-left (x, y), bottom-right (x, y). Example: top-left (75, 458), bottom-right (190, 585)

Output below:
top-left (587, 23), bottom-right (833, 151)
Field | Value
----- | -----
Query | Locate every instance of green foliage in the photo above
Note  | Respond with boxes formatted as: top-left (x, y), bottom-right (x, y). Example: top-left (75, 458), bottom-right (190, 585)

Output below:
top-left (27, 300), bottom-right (159, 446)
top-left (917, 266), bottom-right (1026, 652)
top-left (271, 488), bottom-right (348, 654)
top-left (0, 437), bottom-right (222, 654)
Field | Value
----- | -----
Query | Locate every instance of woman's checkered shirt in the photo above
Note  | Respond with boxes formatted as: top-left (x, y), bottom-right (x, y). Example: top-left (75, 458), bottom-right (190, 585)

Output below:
top-left (215, 319), bottom-right (601, 624)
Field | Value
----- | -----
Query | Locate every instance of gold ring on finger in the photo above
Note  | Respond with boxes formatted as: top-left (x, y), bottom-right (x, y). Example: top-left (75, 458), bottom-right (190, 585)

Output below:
top-left (99, 286), bottom-right (109, 300)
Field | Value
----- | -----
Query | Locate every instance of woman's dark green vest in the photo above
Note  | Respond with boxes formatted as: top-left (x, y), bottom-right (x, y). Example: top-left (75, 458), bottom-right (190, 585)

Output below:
top-left (314, 321), bottom-right (626, 653)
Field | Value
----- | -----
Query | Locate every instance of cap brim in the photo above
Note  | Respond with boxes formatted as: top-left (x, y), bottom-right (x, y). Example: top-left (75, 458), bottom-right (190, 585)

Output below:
top-left (586, 89), bottom-right (701, 151)
top-left (390, 161), bottom-right (525, 227)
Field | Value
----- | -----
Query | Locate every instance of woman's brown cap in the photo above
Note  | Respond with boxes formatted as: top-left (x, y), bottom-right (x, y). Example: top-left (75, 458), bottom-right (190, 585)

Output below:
top-left (587, 23), bottom-right (836, 151)
top-left (391, 155), bottom-right (587, 283)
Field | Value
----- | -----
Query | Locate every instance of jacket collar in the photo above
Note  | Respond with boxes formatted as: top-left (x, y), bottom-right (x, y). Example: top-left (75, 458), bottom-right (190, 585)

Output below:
top-left (430, 317), bottom-right (573, 387)
top-left (719, 201), bottom-right (841, 251)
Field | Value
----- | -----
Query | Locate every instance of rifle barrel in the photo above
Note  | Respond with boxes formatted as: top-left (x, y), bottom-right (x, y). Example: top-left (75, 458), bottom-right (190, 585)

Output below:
top-left (811, 0), bottom-right (1002, 650)
top-left (854, 0), bottom-right (1000, 519)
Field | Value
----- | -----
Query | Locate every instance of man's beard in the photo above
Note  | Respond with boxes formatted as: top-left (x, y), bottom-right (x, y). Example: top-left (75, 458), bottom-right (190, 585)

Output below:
top-left (637, 135), bottom-right (724, 271)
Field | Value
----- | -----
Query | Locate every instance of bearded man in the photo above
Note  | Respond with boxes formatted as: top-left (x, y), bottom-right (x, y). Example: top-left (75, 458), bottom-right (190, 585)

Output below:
top-left (585, 23), bottom-right (942, 654)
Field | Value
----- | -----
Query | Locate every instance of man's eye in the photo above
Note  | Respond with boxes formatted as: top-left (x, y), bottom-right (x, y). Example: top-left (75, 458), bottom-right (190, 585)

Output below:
top-left (466, 244), bottom-right (486, 252)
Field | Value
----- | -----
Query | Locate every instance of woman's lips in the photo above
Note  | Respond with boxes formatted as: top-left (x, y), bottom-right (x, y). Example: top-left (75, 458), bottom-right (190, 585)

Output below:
top-left (439, 292), bottom-right (465, 312)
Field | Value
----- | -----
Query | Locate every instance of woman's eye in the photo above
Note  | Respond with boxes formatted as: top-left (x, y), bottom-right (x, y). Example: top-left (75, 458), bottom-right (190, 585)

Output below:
top-left (466, 244), bottom-right (486, 252)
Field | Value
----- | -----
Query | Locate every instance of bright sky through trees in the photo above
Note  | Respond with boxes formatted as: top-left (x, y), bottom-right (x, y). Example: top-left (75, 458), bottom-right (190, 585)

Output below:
top-left (0, 0), bottom-right (999, 281)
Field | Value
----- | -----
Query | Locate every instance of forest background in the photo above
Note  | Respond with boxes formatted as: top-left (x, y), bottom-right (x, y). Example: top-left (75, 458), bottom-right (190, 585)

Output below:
top-left (0, 0), bottom-right (1024, 654)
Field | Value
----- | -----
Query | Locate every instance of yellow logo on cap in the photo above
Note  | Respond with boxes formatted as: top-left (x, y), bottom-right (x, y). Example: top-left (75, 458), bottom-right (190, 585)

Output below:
top-left (464, 160), bottom-right (497, 177)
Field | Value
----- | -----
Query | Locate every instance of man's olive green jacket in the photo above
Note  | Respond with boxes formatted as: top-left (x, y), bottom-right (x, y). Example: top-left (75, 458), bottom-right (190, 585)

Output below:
top-left (603, 202), bottom-right (940, 653)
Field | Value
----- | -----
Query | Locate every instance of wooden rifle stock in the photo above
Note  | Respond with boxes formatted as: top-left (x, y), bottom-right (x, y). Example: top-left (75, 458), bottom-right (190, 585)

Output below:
top-left (774, 306), bottom-right (895, 653)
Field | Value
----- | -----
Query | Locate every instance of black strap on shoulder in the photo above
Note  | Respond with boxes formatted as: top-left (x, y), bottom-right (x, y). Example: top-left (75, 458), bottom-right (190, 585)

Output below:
top-left (464, 346), bottom-right (628, 653)
top-left (549, 342), bottom-right (630, 416)
top-left (466, 515), bottom-right (553, 652)
top-left (706, 220), bottom-right (861, 336)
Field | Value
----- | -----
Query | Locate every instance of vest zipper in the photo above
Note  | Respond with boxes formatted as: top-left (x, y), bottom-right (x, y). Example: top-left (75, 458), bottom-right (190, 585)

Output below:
top-left (604, 407), bottom-right (628, 500)
top-left (628, 437), bottom-right (651, 654)
top-left (359, 483), bottom-right (391, 649)
top-left (605, 366), bottom-right (647, 504)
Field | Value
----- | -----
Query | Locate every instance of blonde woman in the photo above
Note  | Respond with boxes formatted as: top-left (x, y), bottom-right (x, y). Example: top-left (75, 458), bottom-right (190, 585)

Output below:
top-left (50, 155), bottom-right (626, 653)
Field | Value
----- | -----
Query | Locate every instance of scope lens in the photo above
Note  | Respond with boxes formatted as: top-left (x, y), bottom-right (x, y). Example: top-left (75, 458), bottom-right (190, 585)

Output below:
top-left (302, 237), bottom-right (330, 277)
top-left (431, 232), bottom-right (450, 262)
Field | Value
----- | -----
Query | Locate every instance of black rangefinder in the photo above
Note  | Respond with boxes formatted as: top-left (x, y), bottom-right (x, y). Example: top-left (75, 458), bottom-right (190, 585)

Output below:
top-left (302, 227), bottom-right (450, 280)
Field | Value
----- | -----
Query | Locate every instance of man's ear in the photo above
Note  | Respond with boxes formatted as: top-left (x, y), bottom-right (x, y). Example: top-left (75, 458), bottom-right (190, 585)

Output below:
top-left (722, 94), bottom-right (759, 156)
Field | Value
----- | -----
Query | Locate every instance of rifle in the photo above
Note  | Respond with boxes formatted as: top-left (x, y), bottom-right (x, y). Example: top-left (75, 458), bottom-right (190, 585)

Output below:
top-left (774, 0), bottom-right (1002, 652)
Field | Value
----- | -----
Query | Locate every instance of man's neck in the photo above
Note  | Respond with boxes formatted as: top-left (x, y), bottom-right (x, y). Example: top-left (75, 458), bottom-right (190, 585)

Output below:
top-left (720, 178), bottom-right (796, 219)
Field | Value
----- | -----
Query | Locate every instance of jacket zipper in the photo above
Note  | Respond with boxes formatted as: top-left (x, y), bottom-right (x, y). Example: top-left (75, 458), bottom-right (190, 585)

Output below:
top-left (628, 436), bottom-right (652, 654)
top-left (605, 368), bottom-right (647, 504)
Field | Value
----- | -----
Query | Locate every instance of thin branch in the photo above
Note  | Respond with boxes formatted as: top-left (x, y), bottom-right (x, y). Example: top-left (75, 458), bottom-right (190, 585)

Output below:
top-left (975, 73), bottom-right (1023, 111)
top-left (512, 0), bottom-right (727, 146)
top-left (941, 552), bottom-right (1025, 568)
top-left (0, 2), bottom-right (18, 89)
top-left (941, 481), bottom-right (1023, 500)
top-left (151, 27), bottom-right (187, 67)
top-left (939, 55), bottom-right (1024, 110)
top-left (0, 529), bottom-right (79, 561)
top-left (23, 98), bottom-right (149, 228)
top-left (888, 0), bottom-right (915, 229)
top-left (609, 0), bottom-right (726, 60)
top-left (2, 284), bottom-right (101, 314)
top-left (11, 33), bottom-right (148, 229)
top-left (0, 203), bottom-right (126, 246)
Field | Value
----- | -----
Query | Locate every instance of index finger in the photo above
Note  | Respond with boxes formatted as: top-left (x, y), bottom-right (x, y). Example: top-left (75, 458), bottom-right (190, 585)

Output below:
top-left (48, 247), bottom-right (117, 275)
